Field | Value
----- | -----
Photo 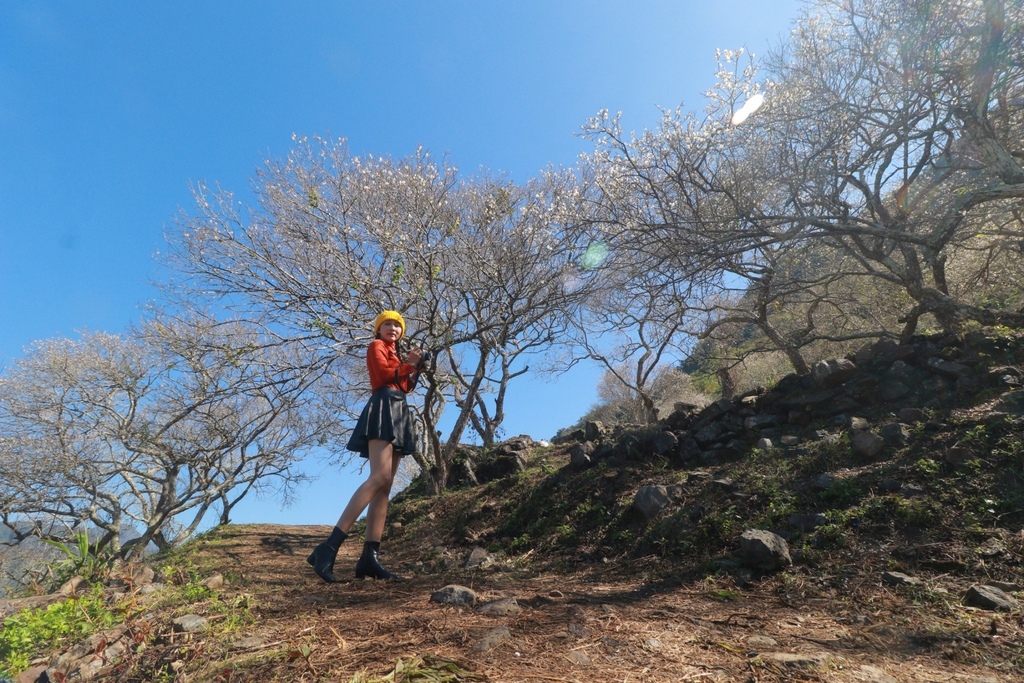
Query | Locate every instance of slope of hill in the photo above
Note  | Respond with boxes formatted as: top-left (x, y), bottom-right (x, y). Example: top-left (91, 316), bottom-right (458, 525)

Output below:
top-left (1, 329), bottom-right (1023, 682)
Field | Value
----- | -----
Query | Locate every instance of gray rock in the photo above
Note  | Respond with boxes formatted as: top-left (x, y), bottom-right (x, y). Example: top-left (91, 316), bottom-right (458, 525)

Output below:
top-left (569, 441), bottom-right (594, 467)
top-left (200, 573), bottom-right (224, 590)
top-left (472, 626), bottom-right (512, 652)
top-left (886, 360), bottom-right (915, 383)
top-left (746, 635), bottom-right (779, 649)
top-left (849, 416), bottom-right (871, 431)
top-left (477, 597), bottom-right (521, 616)
top-left (755, 437), bottom-right (773, 450)
top-left (881, 571), bottom-right (921, 587)
top-left (172, 614), bottom-right (209, 633)
top-left (584, 421), bottom-right (604, 442)
top-left (745, 414), bottom-right (778, 430)
top-left (987, 580), bottom-right (1022, 593)
top-left (851, 430), bottom-right (886, 459)
top-left (430, 584), bottom-right (478, 607)
top-left (694, 422), bottom-right (726, 446)
top-left (944, 446), bottom-right (971, 467)
top-left (231, 635), bottom-right (267, 650)
top-left (12, 664), bottom-right (48, 683)
top-left (879, 380), bottom-right (911, 401)
top-left (780, 435), bottom-right (801, 447)
top-left (811, 358), bottom-right (858, 388)
top-left (739, 529), bottom-right (792, 571)
top-left (565, 649), bottom-right (591, 666)
top-left (653, 430), bottom-right (679, 455)
top-left (880, 422), bottom-right (910, 447)
top-left (633, 485), bottom-right (672, 521)
top-left (925, 357), bottom-right (971, 378)
top-left (965, 584), bottom-right (1018, 611)
top-left (465, 546), bottom-right (491, 568)
top-left (878, 478), bottom-right (902, 493)
top-left (696, 397), bottom-right (735, 423)
top-left (762, 652), bottom-right (831, 668)
top-left (813, 473), bottom-right (838, 490)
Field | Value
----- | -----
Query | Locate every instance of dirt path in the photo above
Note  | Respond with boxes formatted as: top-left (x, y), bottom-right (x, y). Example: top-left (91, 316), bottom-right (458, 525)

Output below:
top-left (156, 524), bottom-right (1020, 682)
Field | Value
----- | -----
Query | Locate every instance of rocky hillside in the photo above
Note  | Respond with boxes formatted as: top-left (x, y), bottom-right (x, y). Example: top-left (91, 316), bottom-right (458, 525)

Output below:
top-left (1, 329), bottom-right (1023, 682)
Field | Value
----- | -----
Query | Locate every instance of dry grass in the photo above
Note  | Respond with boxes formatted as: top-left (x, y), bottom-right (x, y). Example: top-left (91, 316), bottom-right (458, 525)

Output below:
top-left (101, 522), bottom-right (1024, 682)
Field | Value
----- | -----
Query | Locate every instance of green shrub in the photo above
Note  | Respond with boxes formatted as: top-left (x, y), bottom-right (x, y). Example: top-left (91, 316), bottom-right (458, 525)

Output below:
top-left (0, 590), bottom-right (118, 677)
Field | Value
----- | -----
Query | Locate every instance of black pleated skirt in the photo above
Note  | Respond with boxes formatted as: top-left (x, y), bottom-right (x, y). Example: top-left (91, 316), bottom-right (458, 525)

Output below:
top-left (346, 386), bottom-right (417, 457)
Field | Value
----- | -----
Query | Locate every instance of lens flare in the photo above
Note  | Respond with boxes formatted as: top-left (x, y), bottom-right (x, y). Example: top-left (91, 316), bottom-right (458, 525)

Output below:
top-left (731, 93), bottom-right (765, 125)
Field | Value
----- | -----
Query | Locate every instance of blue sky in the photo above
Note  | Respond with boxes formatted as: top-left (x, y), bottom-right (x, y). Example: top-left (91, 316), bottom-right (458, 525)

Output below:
top-left (0, 1), bottom-right (802, 525)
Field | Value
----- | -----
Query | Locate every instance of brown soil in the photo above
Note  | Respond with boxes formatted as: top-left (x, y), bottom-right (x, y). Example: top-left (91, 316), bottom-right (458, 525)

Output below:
top-left (132, 523), bottom-right (1023, 683)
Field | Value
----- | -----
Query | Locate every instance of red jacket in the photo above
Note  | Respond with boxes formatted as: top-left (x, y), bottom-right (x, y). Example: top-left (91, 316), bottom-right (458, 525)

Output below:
top-left (367, 339), bottom-right (418, 393)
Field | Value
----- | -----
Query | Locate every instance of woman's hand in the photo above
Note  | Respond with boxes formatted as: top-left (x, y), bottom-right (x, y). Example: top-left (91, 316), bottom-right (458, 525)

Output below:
top-left (406, 348), bottom-right (423, 367)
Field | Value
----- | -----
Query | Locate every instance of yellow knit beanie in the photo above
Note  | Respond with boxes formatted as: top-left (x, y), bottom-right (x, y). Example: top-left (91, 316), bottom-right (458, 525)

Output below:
top-left (373, 310), bottom-right (405, 337)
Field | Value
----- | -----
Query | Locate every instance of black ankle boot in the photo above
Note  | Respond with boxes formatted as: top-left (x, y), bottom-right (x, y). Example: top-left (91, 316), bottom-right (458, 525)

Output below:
top-left (306, 527), bottom-right (347, 583)
top-left (354, 541), bottom-right (400, 580)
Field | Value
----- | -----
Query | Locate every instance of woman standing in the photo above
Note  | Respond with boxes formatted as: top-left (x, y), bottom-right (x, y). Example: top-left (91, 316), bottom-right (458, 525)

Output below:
top-left (307, 310), bottom-right (422, 582)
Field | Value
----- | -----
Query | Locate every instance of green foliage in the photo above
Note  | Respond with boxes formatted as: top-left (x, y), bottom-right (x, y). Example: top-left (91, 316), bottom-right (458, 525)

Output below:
top-left (40, 532), bottom-right (114, 589)
top-left (0, 590), bottom-right (118, 677)
top-left (816, 478), bottom-right (863, 508)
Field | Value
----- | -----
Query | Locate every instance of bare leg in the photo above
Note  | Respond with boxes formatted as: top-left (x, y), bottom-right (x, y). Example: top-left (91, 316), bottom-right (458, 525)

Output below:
top-left (335, 439), bottom-right (398, 534)
top-left (364, 447), bottom-right (402, 542)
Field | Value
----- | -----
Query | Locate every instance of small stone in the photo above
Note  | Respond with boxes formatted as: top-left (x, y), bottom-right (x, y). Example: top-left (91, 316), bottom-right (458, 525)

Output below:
top-left (780, 435), bottom-right (800, 447)
top-left (643, 638), bottom-right (662, 650)
top-left (58, 576), bottom-right (88, 596)
top-left (882, 571), bottom-right (921, 587)
top-left (987, 580), bottom-right (1021, 593)
top-left (880, 422), bottom-right (909, 446)
top-left (128, 565), bottom-right (156, 587)
top-left (878, 478), bottom-right (902, 492)
top-left (763, 652), bottom-right (831, 668)
top-left (231, 635), bottom-right (267, 650)
top-left (12, 664), bottom-right (47, 683)
top-left (746, 635), bottom-right (779, 649)
top-left (465, 547), bottom-right (490, 568)
top-left (566, 650), bottom-right (591, 666)
top-left (200, 573), bottom-right (224, 590)
top-left (965, 584), bottom-right (1018, 611)
top-left (739, 529), bottom-right (792, 571)
top-left (755, 437), bottom-right (773, 450)
top-left (851, 430), bottom-right (886, 459)
top-left (172, 614), bottom-right (209, 633)
top-left (430, 584), bottom-right (478, 607)
top-left (849, 416), bottom-right (870, 431)
top-left (472, 626), bottom-right (511, 652)
top-left (477, 598), bottom-right (520, 616)
top-left (633, 485), bottom-right (671, 521)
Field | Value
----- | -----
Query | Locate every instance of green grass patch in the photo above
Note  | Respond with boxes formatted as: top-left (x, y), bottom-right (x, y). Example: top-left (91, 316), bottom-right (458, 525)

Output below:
top-left (0, 589), bottom-right (118, 677)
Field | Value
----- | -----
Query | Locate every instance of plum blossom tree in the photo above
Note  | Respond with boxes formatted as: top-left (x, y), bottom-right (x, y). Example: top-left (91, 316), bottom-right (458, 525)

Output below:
top-left (164, 137), bottom-right (592, 493)
top-left (581, 0), bottom-right (1024, 384)
top-left (0, 315), bottom-right (332, 557)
